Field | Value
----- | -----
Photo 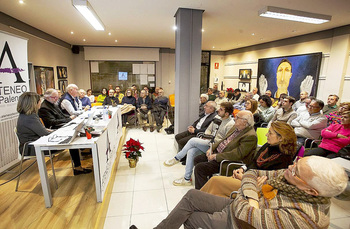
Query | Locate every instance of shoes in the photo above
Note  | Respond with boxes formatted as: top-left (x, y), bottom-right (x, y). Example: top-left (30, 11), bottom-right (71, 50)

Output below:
top-left (73, 168), bottom-right (92, 176)
top-left (150, 127), bottom-right (154, 132)
top-left (142, 126), bottom-right (147, 132)
top-left (164, 158), bottom-right (179, 167)
top-left (173, 177), bottom-right (192, 186)
top-left (157, 126), bottom-right (162, 133)
top-left (129, 225), bottom-right (138, 229)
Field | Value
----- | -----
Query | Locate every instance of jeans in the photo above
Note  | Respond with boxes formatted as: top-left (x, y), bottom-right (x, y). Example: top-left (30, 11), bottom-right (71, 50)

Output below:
top-left (175, 137), bottom-right (210, 180)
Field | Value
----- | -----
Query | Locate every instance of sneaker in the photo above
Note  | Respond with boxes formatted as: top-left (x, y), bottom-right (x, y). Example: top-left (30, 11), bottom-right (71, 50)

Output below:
top-left (164, 158), bottom-right (179, 167)
top-left (173, 177), bottom-right (192, 186)
top-left (142, 126), bottom-right (147, 132)
top-left (150, 127), bottom-right (154, 132)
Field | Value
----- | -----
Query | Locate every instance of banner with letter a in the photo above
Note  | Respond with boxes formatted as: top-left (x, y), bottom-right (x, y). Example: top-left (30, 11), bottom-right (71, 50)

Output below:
top-left (0, 31), bottom-right (29, 122)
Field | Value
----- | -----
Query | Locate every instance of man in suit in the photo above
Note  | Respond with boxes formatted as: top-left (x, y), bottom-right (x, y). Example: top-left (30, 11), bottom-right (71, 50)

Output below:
top-left (175, 101), bottom-right (217, 150)
top-left (194, 110), bottom-right (257, 189)
top-left (39, 88), bottom-right (76, 129)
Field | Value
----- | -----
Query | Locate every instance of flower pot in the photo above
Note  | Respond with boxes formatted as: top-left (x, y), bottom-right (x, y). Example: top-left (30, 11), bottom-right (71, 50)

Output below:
top-left (85, 130), bottom-right (92, 139)
top-left (108, 114), bottom-right (112, 119)
top-left (127, 157), bottom-right (138, 168)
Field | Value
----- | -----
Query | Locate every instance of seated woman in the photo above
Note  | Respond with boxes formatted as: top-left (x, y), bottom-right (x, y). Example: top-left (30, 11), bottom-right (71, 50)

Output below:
top-left (78, 89), bottom-right (91, 109)
top-left (96, 88), bottom-right (107, 103)
top-left (17, 92), bottom-right (91, 175)
top-left (325, 102), bottom-right (350, 125)
top-left (201, 121), bottom-right (296, 198)
top-left (257, 95), bottom-right (275, 124)
top-left (86, 89), bottom-right (95, 103)
top-left (121, 88), bottom-right (136, 126)
top-left (245, 99), bottom-right (263, 130)
top-left (305, 111), bottom-right (350, 158)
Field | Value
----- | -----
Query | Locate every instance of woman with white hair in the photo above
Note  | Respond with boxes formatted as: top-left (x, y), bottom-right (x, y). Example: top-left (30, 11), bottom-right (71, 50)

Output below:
top-left (78, 89), bottom-right (91, 108)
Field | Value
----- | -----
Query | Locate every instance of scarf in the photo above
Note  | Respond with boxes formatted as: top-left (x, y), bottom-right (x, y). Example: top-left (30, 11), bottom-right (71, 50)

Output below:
top-left (262, 175), bottom-right (330, 204)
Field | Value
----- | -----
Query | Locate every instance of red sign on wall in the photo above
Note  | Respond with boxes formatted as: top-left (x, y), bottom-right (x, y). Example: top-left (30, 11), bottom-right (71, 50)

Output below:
top-left (214, 63), bottom-right (219, 69)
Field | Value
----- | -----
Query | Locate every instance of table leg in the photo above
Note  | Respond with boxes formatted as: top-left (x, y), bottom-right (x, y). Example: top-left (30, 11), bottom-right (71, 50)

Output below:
top-left (35, 146), bottom-right (52, 208)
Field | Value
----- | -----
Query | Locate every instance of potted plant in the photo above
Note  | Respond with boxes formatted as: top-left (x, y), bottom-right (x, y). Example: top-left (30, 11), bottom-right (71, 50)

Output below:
top-left (108, 110), bottom-right (112, 119)
top-left (84, 125), bottom-right (95, 139)
top-left (122, 138), bottom-right (144, 168)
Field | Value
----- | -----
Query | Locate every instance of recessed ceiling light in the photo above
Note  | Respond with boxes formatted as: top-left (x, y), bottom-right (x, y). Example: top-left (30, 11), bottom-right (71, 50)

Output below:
top-left (173, 26), bottom-right (177, 31)
top-left (115, 40), bottom-right (118, 43)
top-left (201, 29), bottom-right (204, 32)
top-left (292, 30), bottom-right (297, 33)
top-left (83, 39), bottom-right (86, 41)
top-left (19, 0), bottom-right (24, 4)
top-left (251, 33), bottom-right (255, 36)
top-left (71, 31), bottom-right (74, 34)
top-left (260, 38), bottom-right (263, 40)
top-left (108, 32), bottom-right (111, 36)
top-left (212, 46), bottom-right (215, 49)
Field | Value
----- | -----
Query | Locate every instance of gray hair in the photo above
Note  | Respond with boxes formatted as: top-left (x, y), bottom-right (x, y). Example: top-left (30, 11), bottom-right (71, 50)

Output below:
top-left (307, 156), bottom-right (348, 197)
top-left (206, 101), bottom-right (217, 111)
top-left (200, 94), bottom-right (208, 100)
top-left (43, 88), bottom-right (57, 98)
top-left (239, 110), bottom-right (254, 127)
top-left (66, 84), bottom-right (78, 92)
top-left (79, 89), bottom-right (86, 95)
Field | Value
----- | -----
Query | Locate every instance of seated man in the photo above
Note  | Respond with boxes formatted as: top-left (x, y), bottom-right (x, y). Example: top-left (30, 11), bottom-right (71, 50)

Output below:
top-left (114, 86), bottom-right (124, 104)
top-left (78, 89), bottom-right (91, 109)
top-left (164, 102), bottom-right (235, 186)
top-left (323, 94), bottom-right (339, 115)
top-left (152, 88), bottom-right (168, 132)
top-left (154, 156), bottom-right (348, 229)
top-left (175, 101), bottom-right (216, 150)
top-left (39, 88), bottom-right (75, 129)
top-left (136, 89), bottom-right (153, 132)
top-left (58, 84), bottom-right (85, 116)
top-left (214, 91), bottom-right (228, 109)
top-left (194, 110), bottom-right (257, 189)
top-left (291, 99), bottom-right (327, 145)
top-left (296, 96), bottom-right (314, 115)
top-left (252, 87), bottom-right (259, 101)
top-left (207, 88), bottom-right (216, 101)
top-left (103, 89), bottom-right (119, 106)
top-left (269, 96), bottom-right (297, 126)
top-left (230, 88), bottom-right (243, 104)
top-left (293, 91), bottom-right (308, 111)
top-left (199, 94), bottom-right (208, 117)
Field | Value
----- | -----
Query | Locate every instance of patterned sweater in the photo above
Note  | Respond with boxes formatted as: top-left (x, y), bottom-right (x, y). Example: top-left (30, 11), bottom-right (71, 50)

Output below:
top-left (230, 169), bottom-right (331, 229)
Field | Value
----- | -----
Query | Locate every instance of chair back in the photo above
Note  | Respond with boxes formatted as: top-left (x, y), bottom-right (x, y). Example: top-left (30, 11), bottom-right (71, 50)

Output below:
top-left (169, 94), bottom-right (175, 107)
top-left (256, 127), bottom-right (268, 147)
top-left (91, 102), bottom-right (103, 107)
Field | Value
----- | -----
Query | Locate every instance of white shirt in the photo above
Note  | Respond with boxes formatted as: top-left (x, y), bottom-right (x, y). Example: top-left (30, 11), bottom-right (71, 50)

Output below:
top-left (61, 96), bottom-right (83, 116)
top-left (196, 113), bottom-right (210, 130)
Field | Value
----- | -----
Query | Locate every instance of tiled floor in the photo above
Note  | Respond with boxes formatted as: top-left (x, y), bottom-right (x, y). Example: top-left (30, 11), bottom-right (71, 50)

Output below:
top-left (104, 128), bottom-right (350, 229)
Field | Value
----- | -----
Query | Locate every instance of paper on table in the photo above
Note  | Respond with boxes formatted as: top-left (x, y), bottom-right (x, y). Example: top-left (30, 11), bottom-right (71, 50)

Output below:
top-left (140, 74), bottom-right (148, 84)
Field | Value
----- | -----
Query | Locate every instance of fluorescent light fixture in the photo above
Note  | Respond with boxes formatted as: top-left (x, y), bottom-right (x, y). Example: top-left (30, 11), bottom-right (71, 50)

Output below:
top-left (259, 6), bottom-right (331, 24)
top-left (72, 0), bottom-right (105, 30)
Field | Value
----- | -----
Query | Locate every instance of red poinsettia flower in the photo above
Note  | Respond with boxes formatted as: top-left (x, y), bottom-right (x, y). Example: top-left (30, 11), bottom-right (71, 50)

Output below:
top-left (123, 138), bottom-right (144, 160)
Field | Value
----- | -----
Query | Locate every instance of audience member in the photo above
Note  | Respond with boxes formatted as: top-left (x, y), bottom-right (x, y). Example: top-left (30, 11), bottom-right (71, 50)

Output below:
top-left (79, 89), bottom-right (91, 108)
top-left (293, 91), bottom-right (309, 111)
top-left (207, 88), bottom-right (216, 101)
top-left (39, 88), bottom-right (75, 129)
top-left (291, 99), bottom-right (327, 145)
top-left (121, 88), bottom-right (136, 126)
top-left (325, 102), bottom-right (350, 125)
top-left (193, 110), bottom-right (257, 189)
top-left (57, 90), bottom-right (62, 99)
top-left (230, 88), bottom-right (243, 104)
top-left (107, 84), bottom-right (113, 92)
top-left (86, 89), bottom-right (95, 103)
top-left (269, 96), bottom-right (297, 126)
top-left (58, 84), bottom-right (84, 116)
top-left (152, 86), bottom-right (160, 101)
top-left (199, 94), bottom-right (208, 117)
top-left (154, 156), bottom-right (348, 229)
top-left (233, 92), bottom-right (253, 111)
top-left (305, 111), bottom-right (350, 158)
top-left (114, 86), bottom-right (124, 103)
top-left (265, 90), bottom-right (274, 105)
top-left (17, 92), bottom-right (91, 175)
top-left (323, 94), bottom-right (339, 115)
top-left (164, 102), bottom-right (234, 186)
top-left (214, 91), bottom-right (228, 109)
top-left (136, 89), bottom-right (154, 132)
top-left (212, 84), bottom-right (219, 97)
top-left (296, 96), bottom-right (314, 115)
top-left (201, 121), bottom-right (297, 197)
top-left (96, 88), bottom-right (107, 103)
top-left (175, 101), bottom-right (216, 150)
top-left (273, 93), bottom-right (287, 109)
top-left (143, 86), bottom-right (151, 99)
top-left (152, 88), bottom-right (168, 132)
top-left (103, 89), bottom-right (119, 106)
top-left (252, 87), bottom-right (259, 101)
top-left (246, 99), bottom-right (263, 129)
top-left (257, 95), bottom-right (275, 124)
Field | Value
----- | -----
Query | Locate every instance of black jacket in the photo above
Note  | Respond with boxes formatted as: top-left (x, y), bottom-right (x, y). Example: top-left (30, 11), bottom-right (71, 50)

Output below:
top-left (103, 96), bottom-right (119, 106)
top-left (38, 100), bottom-right (71, 129)
top-left (136, 96), bottom-right (152, 110)
top-left (192, 112), bottom-right (217, 134)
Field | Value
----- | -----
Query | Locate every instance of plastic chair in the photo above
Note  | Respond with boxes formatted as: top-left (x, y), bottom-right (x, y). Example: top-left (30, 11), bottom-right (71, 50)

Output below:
top-left (169, 94), bottom-right (175, 108)
top-left (256, 127), bottom-right (269, 147)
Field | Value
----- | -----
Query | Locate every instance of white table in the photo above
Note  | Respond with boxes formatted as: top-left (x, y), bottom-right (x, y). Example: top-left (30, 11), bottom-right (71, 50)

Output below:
top-left (31, 106), bottom-right (122, 208)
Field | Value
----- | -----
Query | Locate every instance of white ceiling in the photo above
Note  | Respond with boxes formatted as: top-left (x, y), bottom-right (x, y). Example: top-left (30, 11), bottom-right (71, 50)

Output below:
top-left (1, 0), bottom-right (350, 51)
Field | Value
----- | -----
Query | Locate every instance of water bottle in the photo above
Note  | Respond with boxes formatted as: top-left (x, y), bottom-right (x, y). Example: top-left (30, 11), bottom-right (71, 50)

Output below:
top-left (103, 107), bottom-right (108, 121)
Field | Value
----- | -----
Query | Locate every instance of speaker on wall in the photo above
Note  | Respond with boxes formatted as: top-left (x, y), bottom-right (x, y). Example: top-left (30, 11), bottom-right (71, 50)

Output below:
top-left (71, 45), bottom-right (80, 54)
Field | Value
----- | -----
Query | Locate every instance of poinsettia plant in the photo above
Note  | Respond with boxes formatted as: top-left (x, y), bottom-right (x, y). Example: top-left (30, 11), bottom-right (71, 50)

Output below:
top-left (84, 125), bottom-right (95, 134)
top-left (226, 88), bottom-right (234, 92)
top-left (122, 138), bottom-right (144, 160)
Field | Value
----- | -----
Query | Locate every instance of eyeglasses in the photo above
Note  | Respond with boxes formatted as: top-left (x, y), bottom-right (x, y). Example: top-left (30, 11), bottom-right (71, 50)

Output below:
top-left (307, 104), bottom-right (320, 109)
top-left (235, 116), bottom-right (247, 121)
top-left (291, 162), bottom-right (309, 186)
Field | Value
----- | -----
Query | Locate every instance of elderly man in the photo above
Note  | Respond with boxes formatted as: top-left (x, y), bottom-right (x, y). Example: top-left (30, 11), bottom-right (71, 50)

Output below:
top-left (39, 88), bottom-right (75, 129)
top-left (59, 84), bottom-right (86, 116)
top-left (154, 156), bottom-right (348, 229)
top-left (252, 87), bottom-right (259, 101)
top-left (103, 89), bottom-right (119, 106)
top-left (164, 102), bottom-right (235, 186)
top-left (175, 101), bottom-right (217, 150)
top-left (214, 91), bottom-right (228, 109)
top-left (136, 89), bottom-right (153, 132)
top-left (207, 88), bottom-right (216, 101)
top-left (323, 94), bottom-right (339, 115)
top-left (212, 84), bottom-right (219, 97)
top-left (269, 96), bottom-right (297, 126)
top-left (194, 110), bottom-right (257, 189)
top-left (233, 92), bottom-right (253, 110)
top-left (78, 89), bottom-right (91, 108)
top-left (199, 94), bottom-right (208, 116)
top-left (152, 88), bottom-right (168, 132)
top-left (291, 99), bottom-right (327, 144)
top-left (293, 91), bottom-right (309, 111)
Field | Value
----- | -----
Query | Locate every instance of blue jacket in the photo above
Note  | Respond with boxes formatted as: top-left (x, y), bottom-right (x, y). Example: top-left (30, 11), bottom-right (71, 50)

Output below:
top-left (137, 96), bottom-right (152, 110)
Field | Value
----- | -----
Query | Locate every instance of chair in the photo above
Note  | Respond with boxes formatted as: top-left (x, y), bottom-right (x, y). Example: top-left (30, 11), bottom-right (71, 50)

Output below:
top-left (169, 94), bottom-right (175, 108)
top-left (91, 102), bottom-right (103, 107)
top-left (14, 127), bottom-right (61, 191)
top-left (303, 138), bottom-right (322, 154)
top-left (256, 127), bottom-right (269, 147)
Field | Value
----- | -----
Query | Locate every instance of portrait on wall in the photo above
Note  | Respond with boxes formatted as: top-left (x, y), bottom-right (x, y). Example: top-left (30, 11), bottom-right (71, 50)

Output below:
top-left (239, 69), bottom-right (251, 80)
top-left (257, 52), bottom-right (322, 100)
top-left (58, 80), bottom-right (68, 93)
top-left (34, 66), bottom-right (54, 95)
top-left (57, 66), bottom-right (68, 79)
top-left (238, 82), bottom-right (250, 92)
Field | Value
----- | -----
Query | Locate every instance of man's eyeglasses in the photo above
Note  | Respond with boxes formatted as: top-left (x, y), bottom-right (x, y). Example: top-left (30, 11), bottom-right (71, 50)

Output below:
top-left (291, 162), bottom-right (309, 186)
top-left (235, 116), bottom-right (247, 121)
top-left (307, 104), bottom-right (320, 109)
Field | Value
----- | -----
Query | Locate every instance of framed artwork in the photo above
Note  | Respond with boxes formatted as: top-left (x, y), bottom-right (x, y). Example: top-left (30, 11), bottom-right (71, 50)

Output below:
top-left (34, 66), bottom-right (54, 95)
top-left (239, 69), bottom-right (251, 80)
top-left (238, 82), bottom-right (250, 92)
top-left (257, 52), bottom-right (322, 100)
top-left (57, 66), bottom-right (68, 79)
top-left (58, 80), bottom-right (68, 93)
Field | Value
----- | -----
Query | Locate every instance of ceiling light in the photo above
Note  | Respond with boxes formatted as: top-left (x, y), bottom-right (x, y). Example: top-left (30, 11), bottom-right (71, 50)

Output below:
top-left (19, 0), bottom-right (24, 4)
top-left (108, 32), bottom-right (111, 35)
top-left (71, 31), bottom-right (74, 34)
top-left (72, 0), bottom-right (105, 30)
top-left (251, 33), bottom-right (255, 36)
top-left (212, 46), bottom-right (215, 49)
top-left (259, 6), bottom-right (331, 24)
top-left (83, 39), bottom-right (86, 41)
